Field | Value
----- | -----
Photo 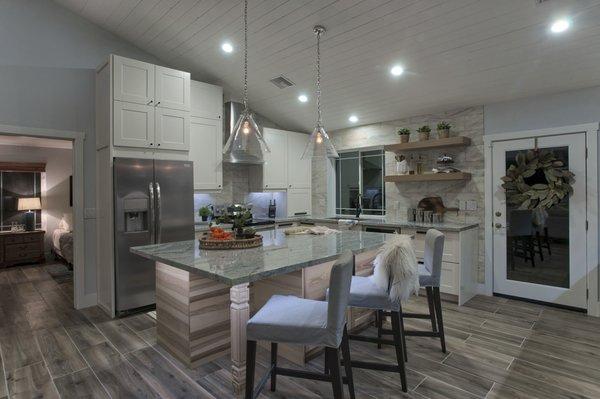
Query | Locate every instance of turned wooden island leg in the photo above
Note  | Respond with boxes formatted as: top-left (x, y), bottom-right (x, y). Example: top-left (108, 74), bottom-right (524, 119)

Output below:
top-left (230, 283), bottom-right (250, 394)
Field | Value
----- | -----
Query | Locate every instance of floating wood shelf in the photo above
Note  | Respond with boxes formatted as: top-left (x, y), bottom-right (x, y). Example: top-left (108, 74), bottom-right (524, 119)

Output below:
top-left (384, 172), bottom-right (471, 183)
top-left (384, 136), bottom-right (471, 152)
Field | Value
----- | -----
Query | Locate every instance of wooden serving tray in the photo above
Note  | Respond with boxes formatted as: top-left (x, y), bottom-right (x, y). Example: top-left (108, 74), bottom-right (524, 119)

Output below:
top-left (199, 234), bottom-right (263, 250)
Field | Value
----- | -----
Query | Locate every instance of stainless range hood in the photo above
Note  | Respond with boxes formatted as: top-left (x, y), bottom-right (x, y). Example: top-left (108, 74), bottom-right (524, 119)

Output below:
top-left (223, 101), bottom-right (272, 164)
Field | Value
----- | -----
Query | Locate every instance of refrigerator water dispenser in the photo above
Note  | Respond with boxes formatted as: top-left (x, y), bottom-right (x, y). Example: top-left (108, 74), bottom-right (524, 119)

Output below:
top-left (123, 197), bottom-right (149, 232)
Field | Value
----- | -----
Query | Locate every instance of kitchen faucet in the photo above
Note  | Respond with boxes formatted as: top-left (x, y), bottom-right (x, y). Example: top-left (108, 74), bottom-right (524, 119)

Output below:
top-left (355, 193), bottom-right (363, 218)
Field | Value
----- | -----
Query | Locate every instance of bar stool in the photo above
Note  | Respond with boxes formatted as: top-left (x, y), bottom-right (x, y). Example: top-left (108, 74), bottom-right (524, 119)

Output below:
top-left (245, 252), bottom-right (355, 399)
top-left (343, 260), bottom-right (412, 392)
top-left (399, 229), bottom-right (446, 353)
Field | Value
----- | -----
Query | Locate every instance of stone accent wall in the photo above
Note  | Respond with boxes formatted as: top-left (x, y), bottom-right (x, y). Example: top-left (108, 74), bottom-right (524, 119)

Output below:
top-left (312, 106), bottom-right (485, 282)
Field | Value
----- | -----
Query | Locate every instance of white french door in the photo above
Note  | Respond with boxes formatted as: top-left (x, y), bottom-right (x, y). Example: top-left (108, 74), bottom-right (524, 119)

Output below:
top-left (492, 133), bottom-right (587, 309)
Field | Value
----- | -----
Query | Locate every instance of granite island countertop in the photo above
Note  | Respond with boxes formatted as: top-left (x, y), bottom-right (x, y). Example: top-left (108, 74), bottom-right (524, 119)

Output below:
top-left (132, 229), bottom-right (391, 286)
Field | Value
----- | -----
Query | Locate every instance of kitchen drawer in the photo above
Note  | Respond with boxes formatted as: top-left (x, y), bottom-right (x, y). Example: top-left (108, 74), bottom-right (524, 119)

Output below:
top-left (403, 228), bottom-right (459, 263)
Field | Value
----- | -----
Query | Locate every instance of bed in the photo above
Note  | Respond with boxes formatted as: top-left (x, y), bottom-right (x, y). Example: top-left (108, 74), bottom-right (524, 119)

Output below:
top-left (51, 217), bottom-right (73, 268)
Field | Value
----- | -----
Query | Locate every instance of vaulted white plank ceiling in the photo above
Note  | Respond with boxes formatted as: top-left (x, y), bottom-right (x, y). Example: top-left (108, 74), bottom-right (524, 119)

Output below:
top-left (54, 0), bottom-right (600, 132)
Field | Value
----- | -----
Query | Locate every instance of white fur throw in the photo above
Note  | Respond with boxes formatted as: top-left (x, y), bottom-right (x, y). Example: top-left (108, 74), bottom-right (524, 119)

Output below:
top-left (370, 235), bottom-right (419, 302)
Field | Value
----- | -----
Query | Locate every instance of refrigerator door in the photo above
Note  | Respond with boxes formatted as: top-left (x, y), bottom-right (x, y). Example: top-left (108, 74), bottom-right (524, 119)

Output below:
top-left (154, 160), bottom-right (195, 244)
top-left (114, 158), bottom-right (156, 313)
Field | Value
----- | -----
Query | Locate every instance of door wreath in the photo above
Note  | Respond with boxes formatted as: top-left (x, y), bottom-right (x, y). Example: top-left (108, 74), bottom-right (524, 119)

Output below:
top-left (501, 149), bottom-right (574, 210)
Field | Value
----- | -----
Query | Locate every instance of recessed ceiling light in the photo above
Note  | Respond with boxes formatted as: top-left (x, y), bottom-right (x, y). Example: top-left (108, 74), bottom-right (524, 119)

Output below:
top-left (550, 19), bottom-right (570, 33)
top-left (221, 42), bottom-right (233, 53)
top-left (348, 115), bottom-right (359, 123)
top-left (298, 94), bottom-right (308, 103)
top-left (390, 65), bottom-right (404, 77)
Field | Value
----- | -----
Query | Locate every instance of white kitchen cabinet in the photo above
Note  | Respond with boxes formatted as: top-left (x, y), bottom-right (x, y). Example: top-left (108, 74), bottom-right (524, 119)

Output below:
top-left (261, 128), bottom-right (288, 189)
top-left (113, 100), bottom-right (155, 148)
top-left (287, 188), bottom-right (311, 217)
top-left (189, 116), bottom-right (223, 190)
top-left (155, 108), bottom-right (190, 151)
top-left (155, 66), bottom-right (190, 111)
top-left (191, 81), bottom-right (223, 119)
top-left (113, 55), bottom-right (154, 105)
top-left (287, 132), bottom-right (311, 188)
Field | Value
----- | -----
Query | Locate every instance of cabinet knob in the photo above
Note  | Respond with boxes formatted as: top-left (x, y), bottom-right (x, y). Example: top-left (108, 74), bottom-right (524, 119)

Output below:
top-left (156, 101), bottom-right (161, 106)
top-left (289, 184), bottom-right (292, 188)
top-left (265, 184), bottom-right (269, 188)
top-left (157, 143), bottom-right (161, 147)
top-left (149, 143), bottom-right (154, 146)
top-left (147, 99), bottom-right (154, 105)
top-left (218, 184), bottom-right (221, 188)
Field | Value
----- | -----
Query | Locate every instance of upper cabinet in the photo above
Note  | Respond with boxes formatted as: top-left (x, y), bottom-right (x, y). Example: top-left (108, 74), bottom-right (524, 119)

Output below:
top-left (191, 81), bottom-right (223, 119)
top-left (155, 66), bottom-right (190, 111)
top-left (189, 81), bottom-right (223, 191)
top-left (101, 55), bottom-right (192, 151)
top-left (249, 128), bottom-right (311, 192)
top-left (113, 56), bottom-right (154, 105)
top-left (287, 132), bottom-right (311, 189)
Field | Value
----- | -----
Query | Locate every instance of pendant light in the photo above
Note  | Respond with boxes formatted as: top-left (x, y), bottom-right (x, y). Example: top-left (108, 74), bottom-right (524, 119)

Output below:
top-left (301, 25), bottom-right (339, 159)
top-left (223, 0), bottom-right (270, 164)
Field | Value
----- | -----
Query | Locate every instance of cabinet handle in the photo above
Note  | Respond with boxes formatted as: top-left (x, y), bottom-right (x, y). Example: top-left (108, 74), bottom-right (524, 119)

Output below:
top-left (265, 184), bottom-right (269, 188)
top-left (218, 184), bottom-right (221, 188)
top-left (147, 100), bottom-right (154, 105)
top-left (156, 101), bottom-right (161, 106)
top-left (157, 143), bottom-right (161, 147)
top-left (416, 230), bottom-right (427, 234)
top-left (149, 143), bottom-right (154, 146)
top-left (289, 184), bottom-right (292, 188)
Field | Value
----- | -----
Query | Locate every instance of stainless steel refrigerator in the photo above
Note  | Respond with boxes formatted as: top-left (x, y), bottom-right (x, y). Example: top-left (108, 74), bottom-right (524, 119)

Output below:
top-left (113, 158), bottom-right (194, 315)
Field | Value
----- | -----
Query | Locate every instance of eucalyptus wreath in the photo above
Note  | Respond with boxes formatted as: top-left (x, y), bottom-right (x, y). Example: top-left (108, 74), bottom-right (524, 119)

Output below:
top-left (501, 149), bottom-right (574, 210)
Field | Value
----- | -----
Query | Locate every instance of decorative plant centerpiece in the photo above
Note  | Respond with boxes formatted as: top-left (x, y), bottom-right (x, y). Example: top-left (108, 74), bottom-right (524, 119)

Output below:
top-left (501, 149), bottom-right (574, 210)
top-left (200, 210), bottom-right (262, 250)
top-left (397, 127), bottom-right (411, 143)
top-left (216, 210), bottom-right (255, 238)
top-left (437, 121), bottom-right (451, 139)
top-left (198, 206), bottom-right (212, 221)
top-left (417, 125), bottom-right (431, 141)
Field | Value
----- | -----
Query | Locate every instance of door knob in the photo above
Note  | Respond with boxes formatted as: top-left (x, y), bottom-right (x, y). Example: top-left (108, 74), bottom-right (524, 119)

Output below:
top-left (495, 223), bottom-right (502, 229)
top-left (495, 211), bottom-right (502, 217)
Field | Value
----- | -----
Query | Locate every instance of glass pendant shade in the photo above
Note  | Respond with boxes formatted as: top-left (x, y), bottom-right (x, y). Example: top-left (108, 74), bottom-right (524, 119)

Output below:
top-left (223, 109), bottom-right (270, 164)
top-left (301, 125), bottom-right (338, 159)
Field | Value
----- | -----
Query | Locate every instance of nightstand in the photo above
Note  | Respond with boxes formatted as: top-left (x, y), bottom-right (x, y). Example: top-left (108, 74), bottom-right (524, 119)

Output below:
top-left (0, 230), bottom-right (45, 268)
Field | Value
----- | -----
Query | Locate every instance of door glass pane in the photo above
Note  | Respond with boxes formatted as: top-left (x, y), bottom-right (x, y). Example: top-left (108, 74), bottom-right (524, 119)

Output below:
top-left (361, 153), bottom-right (384, 215)
top-left (505, 147), bottom-right (569, 288)
top-left (336, 156), bottom-right (360, 215)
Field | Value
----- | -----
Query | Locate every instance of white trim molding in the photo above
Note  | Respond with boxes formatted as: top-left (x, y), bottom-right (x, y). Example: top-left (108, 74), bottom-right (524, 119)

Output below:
top-left (484, 123), bottom-right (600, 316)
top-left (0, 124), bottom-right (92, 309)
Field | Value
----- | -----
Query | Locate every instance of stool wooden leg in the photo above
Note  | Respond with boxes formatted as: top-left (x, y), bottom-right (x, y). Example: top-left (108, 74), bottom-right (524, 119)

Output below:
top-left (433, 287), bottom-right (446, 353)
top-left (341, 326), bottom-right (355, 399)
top-left (376, 309), bottom-right (383, 349)
top-left (326, 347), bottom-right (345, 399)
top-left (426, 287), bottom-right (438, 333)
top-left (398, 303), bottom-right (407, 362)
top-left (391, 311), bottom-right (408, 392)
top-left (270, 342), bottom-right (278, 392)
top-left (245, 340), bottom-right (257, 399)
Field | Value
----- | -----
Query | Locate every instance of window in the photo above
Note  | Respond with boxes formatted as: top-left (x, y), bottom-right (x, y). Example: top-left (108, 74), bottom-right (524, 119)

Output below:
top-left (0, 171), bottom-right (42, 230)
top-left (335, 149), bottom-right (385, 216)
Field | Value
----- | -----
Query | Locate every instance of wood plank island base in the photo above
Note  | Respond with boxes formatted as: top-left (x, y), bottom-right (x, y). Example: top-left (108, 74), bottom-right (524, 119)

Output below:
top-left (132, 229), bottom-right (391, 393)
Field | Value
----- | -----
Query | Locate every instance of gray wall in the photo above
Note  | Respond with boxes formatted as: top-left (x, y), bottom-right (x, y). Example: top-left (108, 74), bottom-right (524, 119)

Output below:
top-left (484, 86), bottom-right (600, 135)
top-left (0, 0), bottom-right (163, 300)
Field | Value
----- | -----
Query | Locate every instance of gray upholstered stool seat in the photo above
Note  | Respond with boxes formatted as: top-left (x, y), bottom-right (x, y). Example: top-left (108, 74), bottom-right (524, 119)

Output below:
top-left (346, 276), bottom-right (400, 311)
top-left (247, 295), bottom-right (334, 346)
top-left (418, 263), bottom-right (437, 287)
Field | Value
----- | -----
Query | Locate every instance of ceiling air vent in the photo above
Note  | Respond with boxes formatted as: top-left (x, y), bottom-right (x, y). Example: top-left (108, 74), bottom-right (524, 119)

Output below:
top-left (269, 75), bottom-right (295, 89)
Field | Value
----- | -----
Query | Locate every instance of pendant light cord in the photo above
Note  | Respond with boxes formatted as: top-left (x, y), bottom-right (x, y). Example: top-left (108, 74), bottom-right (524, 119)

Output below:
top-left (316, 28), bottom-right (322, 127)
top-left (243, 0), bottom-right (248, 111)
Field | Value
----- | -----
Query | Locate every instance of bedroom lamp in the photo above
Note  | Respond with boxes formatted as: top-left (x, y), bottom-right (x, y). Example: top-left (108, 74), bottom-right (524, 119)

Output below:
top-left (18, 197), bottom-right (41, 231)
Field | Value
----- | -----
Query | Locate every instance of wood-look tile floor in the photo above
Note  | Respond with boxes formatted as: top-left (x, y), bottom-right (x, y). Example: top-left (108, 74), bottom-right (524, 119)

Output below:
top-left (2, 263), bottom-right (600, 398)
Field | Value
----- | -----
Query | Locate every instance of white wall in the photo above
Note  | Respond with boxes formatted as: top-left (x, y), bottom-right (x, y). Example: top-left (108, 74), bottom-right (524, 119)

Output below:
top-left (0, 145), bottom-right (73, 254)
top-left (0, 0), bottom-right (164, 299)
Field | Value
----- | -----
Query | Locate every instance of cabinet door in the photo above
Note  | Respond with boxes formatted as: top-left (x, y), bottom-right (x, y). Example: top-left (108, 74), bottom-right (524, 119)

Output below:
top-left (113, 55), bottom-right (154, 105)
top-left (155, 66), bottom-right (191, 111)
top-left (113, 100), bottom-right (155, 148)
top-left (191, 80), bottom-right (223, 119)
top-left (155, 108), bottom-right (190, 151)
top-left (190, 117), bottom-right (223, 190)
top-left (287, 132), bottom-right (311, 189)
top-left (287, 188), bottom-right (311, 217)
top-left (262, 128), bottom-right (288, 189)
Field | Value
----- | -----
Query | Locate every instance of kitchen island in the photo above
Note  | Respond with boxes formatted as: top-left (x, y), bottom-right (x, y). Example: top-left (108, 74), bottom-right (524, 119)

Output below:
top-left (131, 229), bottom-right (390, 393)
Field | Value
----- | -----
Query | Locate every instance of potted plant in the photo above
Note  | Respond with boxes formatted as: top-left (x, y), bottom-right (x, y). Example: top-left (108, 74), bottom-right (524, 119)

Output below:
top-left (397, 127), bottom-right (411, 143)
top-left (437, 121), bottom-right (451, 139)
top-left (198, 206), bottom-right (212, 222)
top-left (417, 125), bottom-right (431, 141)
